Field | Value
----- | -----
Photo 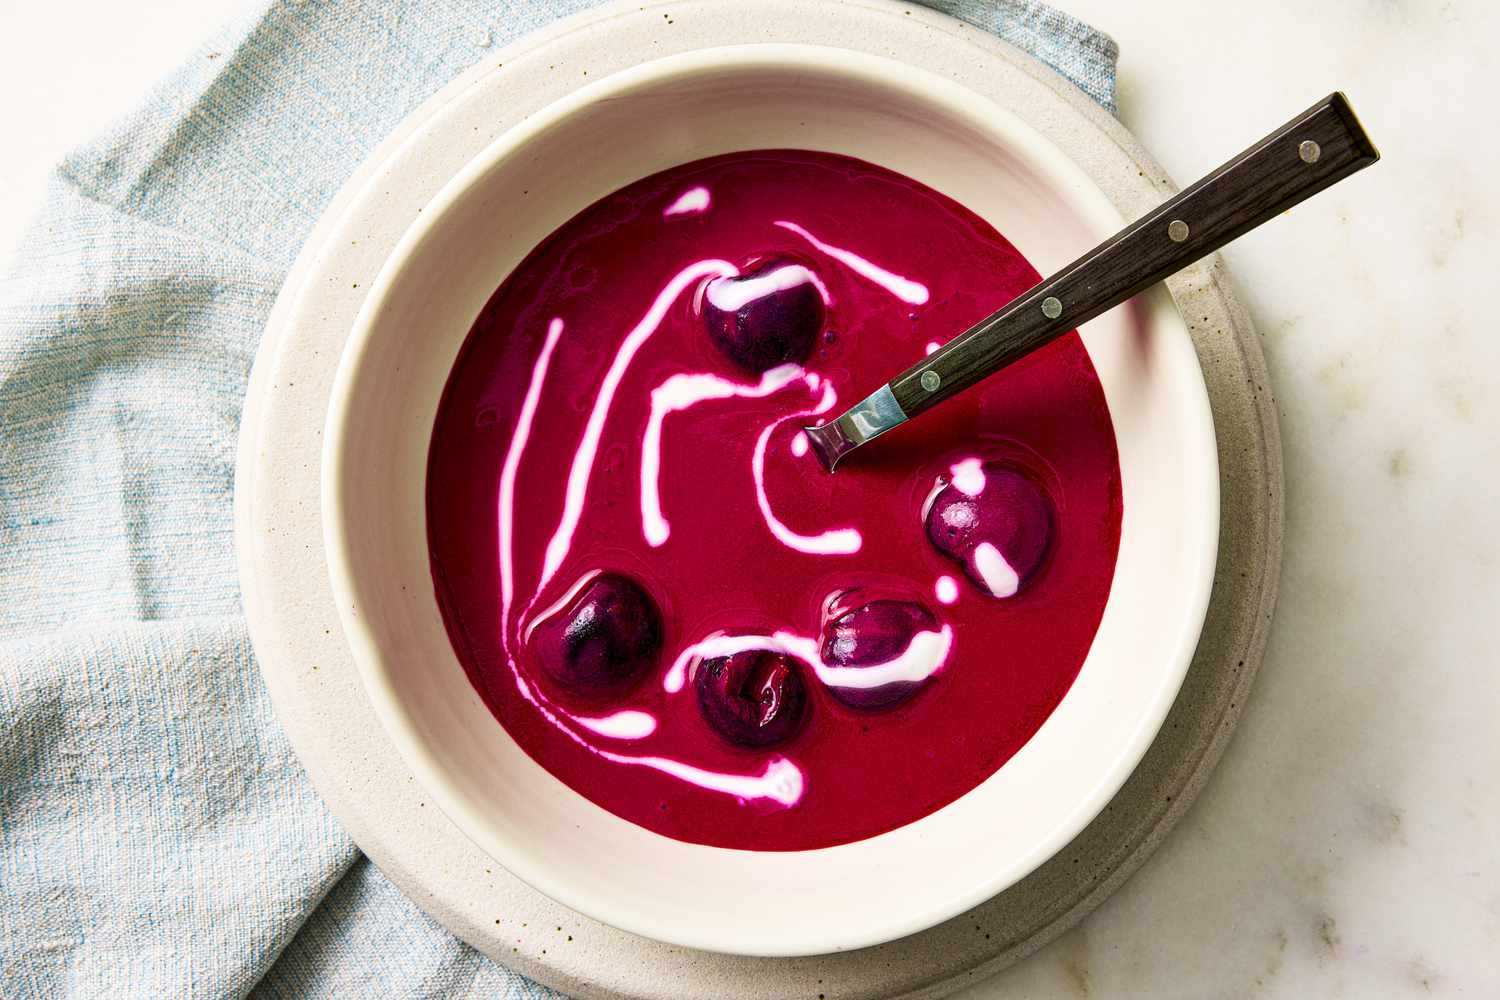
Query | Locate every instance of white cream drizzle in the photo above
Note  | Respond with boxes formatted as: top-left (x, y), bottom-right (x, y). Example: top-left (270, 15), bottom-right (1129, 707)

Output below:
top-left (608, 754), bottom-right (804, 806)
top-left (538, 259), bottom-right (738, 590)
top-left (663, 185), bottom-right (711, 217)
top-left (774, 219), bottom-right (930, 305)
top-left (704, 261), bottom-right (828, 311)
top-left (750, 383), bottom-right (862, 556)
top-left (817, 627), bottom-right (953, 690)
top-left (935, 575), bottom-right (959, 605)
top-left (663, 625), bottom-right (953, 695)
top-left (950, 457), bottom-right (986, 497)
top-left (973, 541), bottom-right (1020, 598)
top-left (570, 710), bottom-right (657, 740)
top-left (499, 317), bottom-right (565, 632)
top-left (521, 567), bottom-right (603, 644)
top-left (790, 430), bottom-right (809, 457)
top-left (508, 663), bottom-right (802, 805)
top-left (641, 364), bottom-right (807, 547)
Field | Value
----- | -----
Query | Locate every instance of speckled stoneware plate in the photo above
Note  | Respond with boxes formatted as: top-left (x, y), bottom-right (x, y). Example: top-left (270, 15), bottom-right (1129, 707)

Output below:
top-left (235, 0), bottom-right (1281, 996)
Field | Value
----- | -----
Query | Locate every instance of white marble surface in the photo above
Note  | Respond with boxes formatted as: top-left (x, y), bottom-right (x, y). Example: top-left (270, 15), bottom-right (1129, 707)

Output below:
top-left (4, 1), bottom-right (1496, 997)
top-left (959, 2), bottom-right (1500, 997)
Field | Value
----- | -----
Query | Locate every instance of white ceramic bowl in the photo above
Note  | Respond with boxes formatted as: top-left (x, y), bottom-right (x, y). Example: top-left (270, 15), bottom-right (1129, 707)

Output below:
top-left (323, 43), bottom-right (1219, 957)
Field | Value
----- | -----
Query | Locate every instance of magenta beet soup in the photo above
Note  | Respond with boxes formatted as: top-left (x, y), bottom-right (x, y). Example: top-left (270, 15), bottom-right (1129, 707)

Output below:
top-left (426, 150), bottom-right (1122, 851)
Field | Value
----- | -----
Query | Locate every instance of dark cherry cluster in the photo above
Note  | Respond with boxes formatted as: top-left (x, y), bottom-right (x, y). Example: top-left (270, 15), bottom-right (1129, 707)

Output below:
top-left (690, 592), bottom-right (944, 747)
top-left (529, 267), bottom-right (1059, 754)
top-left (530, 571), bottom-right (949, 750)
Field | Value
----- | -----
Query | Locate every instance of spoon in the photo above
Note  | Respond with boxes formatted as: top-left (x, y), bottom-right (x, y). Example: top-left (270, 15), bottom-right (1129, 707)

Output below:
top-left (804, 92), bottom-right (1379, 472)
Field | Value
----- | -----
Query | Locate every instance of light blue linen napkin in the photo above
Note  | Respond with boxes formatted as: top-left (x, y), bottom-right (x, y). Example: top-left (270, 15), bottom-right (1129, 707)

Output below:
top-left (0, 2), bottom-right (1115, 996)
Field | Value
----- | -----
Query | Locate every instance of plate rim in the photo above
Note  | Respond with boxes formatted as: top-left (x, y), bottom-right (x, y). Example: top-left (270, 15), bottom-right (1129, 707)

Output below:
top-left (236, 0), bottom-right (1278, 993)
top-left (320, 41), bottom-right (1219, 957)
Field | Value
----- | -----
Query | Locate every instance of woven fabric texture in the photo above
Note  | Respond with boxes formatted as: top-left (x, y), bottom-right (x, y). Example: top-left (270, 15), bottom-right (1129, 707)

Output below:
top-left (0, 2), bottom-right (1115, 995)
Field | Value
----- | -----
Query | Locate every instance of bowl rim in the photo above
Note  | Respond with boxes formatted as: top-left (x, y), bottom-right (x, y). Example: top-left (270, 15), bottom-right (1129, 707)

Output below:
top-left (322, 41), bottom-right (1220, 956)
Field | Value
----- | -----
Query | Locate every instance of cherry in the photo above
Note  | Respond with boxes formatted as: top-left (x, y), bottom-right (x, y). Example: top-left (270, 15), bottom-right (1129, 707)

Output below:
top-left (695, 648), bottom-right (808, 747)
top-left (924, 461), bottom-right (1053, 598)
top-left (530, 573), bottom-right (662, 696)
top-left (702, 257), bottom-right (825, 373)
top-left (821, 599), bottom-right (940, 709)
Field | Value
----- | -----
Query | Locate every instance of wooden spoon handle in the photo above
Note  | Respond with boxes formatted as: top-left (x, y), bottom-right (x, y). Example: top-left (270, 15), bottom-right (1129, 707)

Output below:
top-left (887, 92), bottom-right (1379, 420)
